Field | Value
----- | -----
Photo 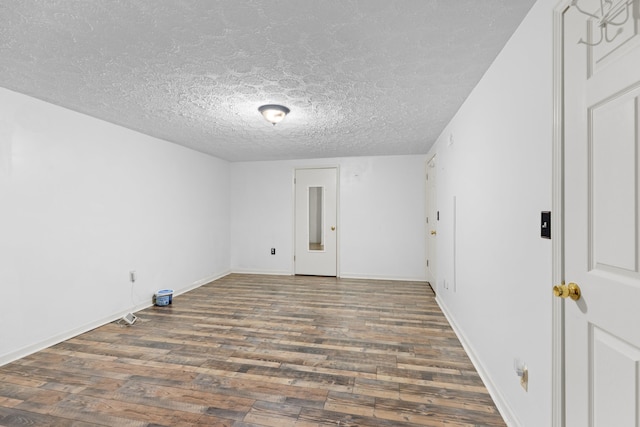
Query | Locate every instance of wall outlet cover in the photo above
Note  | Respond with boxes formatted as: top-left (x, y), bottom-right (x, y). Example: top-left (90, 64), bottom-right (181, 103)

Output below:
top-left (520, 367), bottom-right (528, 392)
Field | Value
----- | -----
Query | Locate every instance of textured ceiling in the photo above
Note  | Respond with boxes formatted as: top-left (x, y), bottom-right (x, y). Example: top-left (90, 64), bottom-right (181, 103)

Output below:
top-left (0, 1), bottom-right (536, 162)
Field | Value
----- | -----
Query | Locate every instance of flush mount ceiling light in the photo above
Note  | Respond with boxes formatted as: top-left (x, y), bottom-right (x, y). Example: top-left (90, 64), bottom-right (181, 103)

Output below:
top-left (258, 104), bottom-right (290, 126)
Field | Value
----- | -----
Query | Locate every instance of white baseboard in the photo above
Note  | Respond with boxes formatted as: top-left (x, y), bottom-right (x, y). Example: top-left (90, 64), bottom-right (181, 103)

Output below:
top-left (339, 273), bottom-right (427, 282)
top-left (0, 270), bottom-right (230, 367)
top-left (0, 306), bottom-right (152, 367)
top-left (173, 270), bottom-right (231, 297)
top-left (228, 270), bottom-right (427, 282)
top-left (436, 296), bottom-right (521, 427)
top-left (230, 269), bottom-right (294, 276)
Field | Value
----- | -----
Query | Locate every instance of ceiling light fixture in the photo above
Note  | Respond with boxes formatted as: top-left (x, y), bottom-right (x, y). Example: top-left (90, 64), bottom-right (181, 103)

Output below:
top-left (258, 104), bottom-right (290, 126)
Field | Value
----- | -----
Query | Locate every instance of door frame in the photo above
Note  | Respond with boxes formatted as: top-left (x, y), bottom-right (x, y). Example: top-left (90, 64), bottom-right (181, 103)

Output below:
top-left (291, 166), bottom-right (340, 276)
top-left (425, 155), bottom-right (437, 290)
top-left (552, 1), bottom-right (571, 425)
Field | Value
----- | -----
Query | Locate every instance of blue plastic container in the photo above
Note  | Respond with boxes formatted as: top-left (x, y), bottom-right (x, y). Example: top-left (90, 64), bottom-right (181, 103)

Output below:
top-left (155, 289), bottom-right (174, 306)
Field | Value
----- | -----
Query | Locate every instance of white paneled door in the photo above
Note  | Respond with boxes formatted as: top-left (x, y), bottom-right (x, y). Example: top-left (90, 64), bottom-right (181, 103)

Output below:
top-left (294, 168), bottom-right (337, 276)
top-left (426, 156), bottom-right (437, 289)
top-left (563, 2), bottom-right (640, 425)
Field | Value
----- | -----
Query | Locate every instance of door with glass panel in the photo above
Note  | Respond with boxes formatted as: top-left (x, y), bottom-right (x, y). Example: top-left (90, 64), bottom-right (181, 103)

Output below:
top-left (294, 168), bottom-right (337, 276)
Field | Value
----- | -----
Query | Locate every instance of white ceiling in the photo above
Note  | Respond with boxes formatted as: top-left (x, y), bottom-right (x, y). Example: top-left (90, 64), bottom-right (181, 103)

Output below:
top-left (0, 1), bottom-right (536, 162)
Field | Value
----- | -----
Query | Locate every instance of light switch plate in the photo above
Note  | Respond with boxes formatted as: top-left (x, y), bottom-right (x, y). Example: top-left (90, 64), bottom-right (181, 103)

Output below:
top-left (541, 211), bottom-right (551, 239)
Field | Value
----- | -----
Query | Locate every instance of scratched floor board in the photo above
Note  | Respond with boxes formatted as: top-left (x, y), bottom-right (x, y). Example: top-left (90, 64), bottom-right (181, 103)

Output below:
top-left (0, 274), bottom-right (505, 426)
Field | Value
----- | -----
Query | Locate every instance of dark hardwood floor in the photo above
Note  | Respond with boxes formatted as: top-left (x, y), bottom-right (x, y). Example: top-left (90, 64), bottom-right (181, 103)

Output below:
top-left (0, 274), bottom-right (505, 426)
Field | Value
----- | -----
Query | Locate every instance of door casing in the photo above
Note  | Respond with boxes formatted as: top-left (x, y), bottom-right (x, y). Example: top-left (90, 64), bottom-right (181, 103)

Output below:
top-left (552, 2), bottom-right (569, 426)
top-left (426, 155), bottom-right (438, 289)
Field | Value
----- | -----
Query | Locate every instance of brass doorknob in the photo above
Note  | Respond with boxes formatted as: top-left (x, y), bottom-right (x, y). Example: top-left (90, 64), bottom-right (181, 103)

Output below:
top-left (331, 226), bottom-right (336, 231)
top-left (430, 230), bottom-right (437, 235)
top-left (552, 282), bottom-right (581, 301)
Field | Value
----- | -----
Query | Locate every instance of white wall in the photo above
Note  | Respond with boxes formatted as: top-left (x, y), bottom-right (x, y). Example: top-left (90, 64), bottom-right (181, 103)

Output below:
top-left (230, 155), bottom-right (426, 280)
top-left (0, 87), bottom-right (231, 365)
top-left (428, 0), bottom-right (554, 425)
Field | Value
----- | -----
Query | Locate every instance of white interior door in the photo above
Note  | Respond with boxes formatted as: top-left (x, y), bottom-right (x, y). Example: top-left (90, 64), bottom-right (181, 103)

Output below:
top-left (563, 2), bottom-right (640, 425)
top-left (294, 168), bottom-right (337, 276)
top-left (426, 156), bottom-right (437, 289)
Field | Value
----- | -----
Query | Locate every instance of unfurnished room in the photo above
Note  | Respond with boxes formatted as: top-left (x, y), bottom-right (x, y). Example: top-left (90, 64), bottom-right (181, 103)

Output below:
top-left (1, 1), bottom-right (639, 426)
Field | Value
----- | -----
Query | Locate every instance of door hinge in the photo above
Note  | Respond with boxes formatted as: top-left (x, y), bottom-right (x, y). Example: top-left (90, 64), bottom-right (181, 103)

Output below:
top-left (426, 259), bottom-right (429, 267)
top-left (294, 255), bottom-right (296, 261)
top-left (426, 217), bottom-right (429, 224)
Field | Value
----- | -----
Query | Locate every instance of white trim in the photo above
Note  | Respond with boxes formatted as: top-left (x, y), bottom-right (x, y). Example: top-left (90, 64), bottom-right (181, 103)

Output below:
top-left (0, 271), bottom-right (230, 367)
top-left (291, 168), bottom-right (297, 274)
top-left (173, 271), bottom-right (231, 297)
top-left (336, 166), bottom-right (341, 278)
top-left (230, 270), bottom-right (425, 282)
top-left (552, 1), bottom-right (570, 426)
top-left (436, 296), bottom-right (521, 427)
top-left (0, 311), bottom-right (132, 367)
top-left (339, 273), bottom-right (427, 282)
top-left (230, 269), bottom-right (294, 276)
top-left (425, 154), bottom-right (437, 287)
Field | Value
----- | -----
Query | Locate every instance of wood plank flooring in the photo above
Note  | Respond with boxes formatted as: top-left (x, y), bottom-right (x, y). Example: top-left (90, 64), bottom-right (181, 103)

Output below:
top-left (0, 274), bottom-right (506, 426)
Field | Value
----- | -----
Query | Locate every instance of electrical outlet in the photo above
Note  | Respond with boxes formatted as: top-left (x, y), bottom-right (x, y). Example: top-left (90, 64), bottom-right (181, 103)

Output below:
top-left (520, 367), bottom-right (528, 391)
top-left (514, 358), bottom-right (528, 392)
top-left (271, 248), bottom-right (276, 255)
